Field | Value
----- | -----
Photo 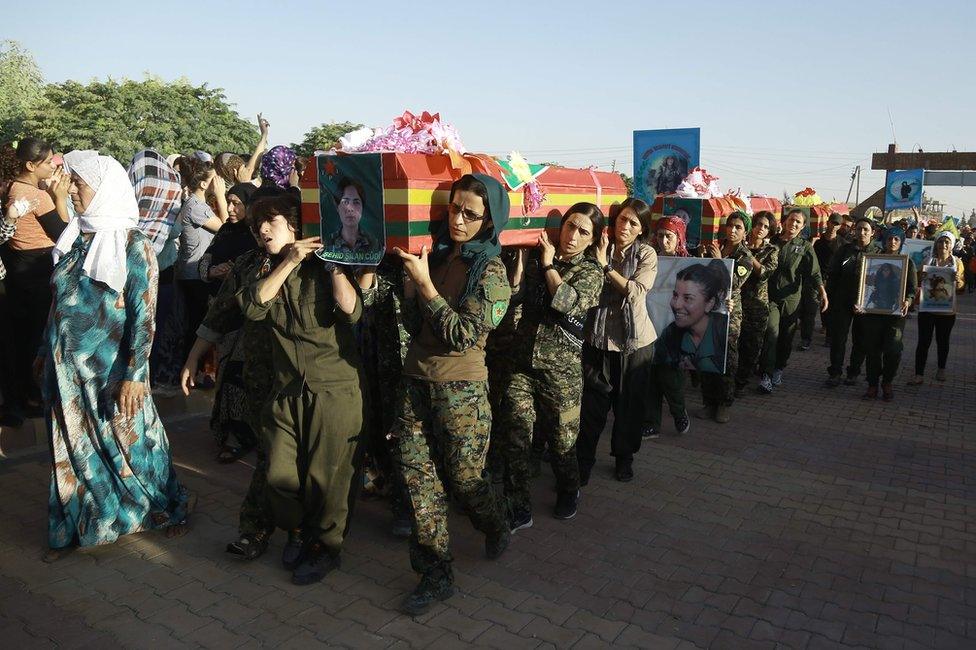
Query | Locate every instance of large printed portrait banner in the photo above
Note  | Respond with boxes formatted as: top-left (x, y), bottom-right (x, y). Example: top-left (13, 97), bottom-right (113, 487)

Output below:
top-left (315, 153), bottom-right (386, 266)
top-left (634, 128), bottom-right (701, 203)
top-left (647, 256), bottom-right (733, 374)
top-left (884, 169), bottom-right (924, 211)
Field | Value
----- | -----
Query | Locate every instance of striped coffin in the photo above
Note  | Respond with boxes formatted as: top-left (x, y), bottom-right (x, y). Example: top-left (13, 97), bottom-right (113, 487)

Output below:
top-left (299, 153), bottom-right (627, 253)
top-left (748, 197), bottom-right (783, 220)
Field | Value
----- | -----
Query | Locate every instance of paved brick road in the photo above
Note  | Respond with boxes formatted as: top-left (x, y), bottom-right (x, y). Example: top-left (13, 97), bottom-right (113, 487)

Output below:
top-left (1, 295), bottom-right (973, 649)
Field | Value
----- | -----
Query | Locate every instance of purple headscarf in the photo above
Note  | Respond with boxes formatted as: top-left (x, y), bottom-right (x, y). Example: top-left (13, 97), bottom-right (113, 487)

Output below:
top-left (261, 145), bottom-right (297, 189)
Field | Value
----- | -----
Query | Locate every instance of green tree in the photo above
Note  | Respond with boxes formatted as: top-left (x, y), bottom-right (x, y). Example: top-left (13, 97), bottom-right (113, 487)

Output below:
top-left (618, 172), bottom-right (633, 197)
top-left (22, 76), bottom-right (257, 162)
top-left (0, 40), bottom-right (45, 143)
top-left (293, 121), bottom-right (364, 157)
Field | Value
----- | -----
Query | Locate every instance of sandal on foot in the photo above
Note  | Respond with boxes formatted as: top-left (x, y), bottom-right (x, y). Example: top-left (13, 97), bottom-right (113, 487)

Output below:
top-left (166, 493), bottom-right (197, 538)
top-left (226, 529), bottom-right (272, 560)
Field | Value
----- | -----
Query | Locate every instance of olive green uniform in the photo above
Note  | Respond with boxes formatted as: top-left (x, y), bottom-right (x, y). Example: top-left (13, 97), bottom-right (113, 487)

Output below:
top-left (825, 241), bottom-right (881, 378)
top-left (198, 249), bottom-right (275, 536)
top-left (496, 251), bottom-right (604, 515)
top-left (860, 258), bottom-right (917, 387)
top-left (736, 241), bottom-right (778, 389)
top-left (761, 236), bottom-right (824, 374)
top-left (700, 243), bottom-right (753, 407)
top-left (395, 255), bottom-right (511, 577)
top-left (237, 259), bottom-right (365, 555)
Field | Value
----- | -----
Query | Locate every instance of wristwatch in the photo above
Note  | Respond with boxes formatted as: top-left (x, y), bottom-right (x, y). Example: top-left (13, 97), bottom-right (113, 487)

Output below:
top-left (542, 264), bottom-right (556, 273)
top-left (603, 263), bottom-right (613, 275)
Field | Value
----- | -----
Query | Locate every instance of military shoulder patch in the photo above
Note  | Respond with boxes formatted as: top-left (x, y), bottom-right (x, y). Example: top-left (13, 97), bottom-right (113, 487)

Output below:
top-left (490, 300), bottom-right (508, 327)
top-left (736, 265), bottom-right (749, 277)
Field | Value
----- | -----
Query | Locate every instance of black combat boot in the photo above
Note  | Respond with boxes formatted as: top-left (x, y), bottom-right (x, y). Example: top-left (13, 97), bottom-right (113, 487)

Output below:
top-left (401, 564), bottom-right (455, 616)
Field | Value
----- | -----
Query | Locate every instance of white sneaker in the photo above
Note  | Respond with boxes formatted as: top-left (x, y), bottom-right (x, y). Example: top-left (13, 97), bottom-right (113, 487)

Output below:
top-left (771, 369), bottom-right (784, 386)
top-left (758, 375), bottom-right (773, 394)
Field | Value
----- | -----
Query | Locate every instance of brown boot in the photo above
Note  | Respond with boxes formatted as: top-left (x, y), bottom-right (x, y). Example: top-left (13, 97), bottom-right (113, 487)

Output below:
top-left (881, 384), bottom-right (894, 401)
top-left (862, 385), bottom-right (878, 400)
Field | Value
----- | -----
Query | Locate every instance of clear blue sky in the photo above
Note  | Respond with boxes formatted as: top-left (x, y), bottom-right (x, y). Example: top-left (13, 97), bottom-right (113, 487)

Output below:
top-left (8, 0), bottom-right (976, 213)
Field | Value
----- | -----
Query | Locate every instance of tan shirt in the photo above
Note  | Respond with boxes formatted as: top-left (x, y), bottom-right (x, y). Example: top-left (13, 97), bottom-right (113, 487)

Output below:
top-left (402, 256), bottom-right (511, 382)
top-left (6, 181), bottom-right (57, 251)
top-left (596, 242), bottom-right (658, 352)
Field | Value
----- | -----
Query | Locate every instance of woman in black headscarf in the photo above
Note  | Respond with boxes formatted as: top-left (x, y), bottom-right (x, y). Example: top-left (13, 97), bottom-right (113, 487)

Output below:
top-left (200, 183), bottom-right (259, 294)
top-left (182, 183), bottom-right (262, 463)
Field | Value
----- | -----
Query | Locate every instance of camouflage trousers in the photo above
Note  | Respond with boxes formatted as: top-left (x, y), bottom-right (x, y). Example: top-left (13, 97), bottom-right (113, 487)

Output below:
top-left (496, 365), bottom-right (582, 515)
top-left (237, 341), bottom-right (275, 536)
top-left (395, 378), bottom-right (507, 574)
top-left (701, 304), bottom-right (742, 406)
top-left (735, 299), bottom-right (769, 388)
top-left (238, 441), bottom-right (272, 535)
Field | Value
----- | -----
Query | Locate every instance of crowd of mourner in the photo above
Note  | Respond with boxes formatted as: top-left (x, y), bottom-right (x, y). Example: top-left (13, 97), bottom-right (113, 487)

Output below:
top-left (0, 120), bottom-right (970, 615)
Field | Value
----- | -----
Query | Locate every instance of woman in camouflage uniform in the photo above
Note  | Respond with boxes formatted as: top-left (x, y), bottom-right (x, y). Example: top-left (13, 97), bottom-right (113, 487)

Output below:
top-left (698, 211), bottom-right (756, 423)
top-left (735, 211), bottom-right (779, 395)
top-left (180, 219), bottom-right (275, 560)
top-left (496, 203), bottom-right (605, 526)
top-left (392, 174), bottom-right (513, 616)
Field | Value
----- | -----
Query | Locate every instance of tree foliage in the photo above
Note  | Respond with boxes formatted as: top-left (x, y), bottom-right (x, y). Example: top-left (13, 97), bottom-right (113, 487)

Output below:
top-left (0, 40), bottom-right (45, 143)
top-left (21, 76), bottom-right (258, 163)
top-left (618, 172), bottom-right (633, 197)
top-left (293, 121), bottom-right (363, 157)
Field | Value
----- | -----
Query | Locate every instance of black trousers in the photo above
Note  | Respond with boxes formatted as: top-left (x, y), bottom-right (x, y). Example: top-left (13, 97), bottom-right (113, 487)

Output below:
top-left (0, 248), bottom-right (53, 408)
top-left (177, 278), bottom-right (211, 360)
top-left (577, 342), bottom-right (654, 469)
top-left (0, 280), bottom-right (18, 409)
top-left (827, 305), bottom-right (865, 378)
top-left (914, 312), bottom-right (956, 375)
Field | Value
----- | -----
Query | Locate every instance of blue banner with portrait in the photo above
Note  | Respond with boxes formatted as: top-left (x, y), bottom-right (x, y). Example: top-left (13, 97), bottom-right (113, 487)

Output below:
top-left (884, 169), bottom-right (924, 210)
top-left (633, 128), bottom-right (701, 203)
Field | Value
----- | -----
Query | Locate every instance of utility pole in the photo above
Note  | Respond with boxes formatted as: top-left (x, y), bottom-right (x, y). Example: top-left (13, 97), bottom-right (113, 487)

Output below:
top-left (611, 159), bottom-right (616, 172)
top-left (855, 166), bottom-right (860, 205)
top-left (846, 166), bottom-right (857, 203)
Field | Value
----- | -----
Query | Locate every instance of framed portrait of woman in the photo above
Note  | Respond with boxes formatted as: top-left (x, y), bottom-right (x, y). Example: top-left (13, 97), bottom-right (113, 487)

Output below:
top-left (918, 265), bottom-right (956, 314)
top-left (856, 254), bottom-right (909, 315)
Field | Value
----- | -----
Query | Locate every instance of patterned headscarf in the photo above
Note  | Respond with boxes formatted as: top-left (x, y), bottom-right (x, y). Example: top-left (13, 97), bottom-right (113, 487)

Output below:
top-left (127, 149), bottom-right (183, 269)
top-left (260, 145), bottom-right (297, 189)
top-left (656, 215), bottom-right (689, 257)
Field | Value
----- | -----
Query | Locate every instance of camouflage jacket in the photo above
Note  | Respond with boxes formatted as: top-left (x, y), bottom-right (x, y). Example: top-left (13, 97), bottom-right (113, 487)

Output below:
top-left (727, 242), bottom-right (754, 300)
top-left (196, 248), bottom-right (274, 406)
top-left (511, 250), bottom-right (604, 371)
top-left (742, 240), bottom-right (780, 308)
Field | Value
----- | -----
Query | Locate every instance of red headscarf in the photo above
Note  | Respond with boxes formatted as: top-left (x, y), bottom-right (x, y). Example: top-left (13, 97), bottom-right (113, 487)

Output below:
top-left (656, 216), bottom-right (689, 257)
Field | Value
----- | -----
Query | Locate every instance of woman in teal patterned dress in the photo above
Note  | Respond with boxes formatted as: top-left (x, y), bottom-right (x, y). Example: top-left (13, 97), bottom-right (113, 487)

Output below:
top-left (40, 150), bottom-right (191, 560)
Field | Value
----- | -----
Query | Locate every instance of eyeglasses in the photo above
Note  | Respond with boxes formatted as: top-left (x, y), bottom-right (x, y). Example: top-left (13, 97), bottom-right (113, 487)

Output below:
top-left (448, 203), bottom-right (485, 223)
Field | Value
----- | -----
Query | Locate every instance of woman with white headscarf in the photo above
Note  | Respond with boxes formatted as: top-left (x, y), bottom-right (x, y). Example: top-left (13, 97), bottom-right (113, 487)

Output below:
top-left (37, 150), bottom-right (192, 561)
